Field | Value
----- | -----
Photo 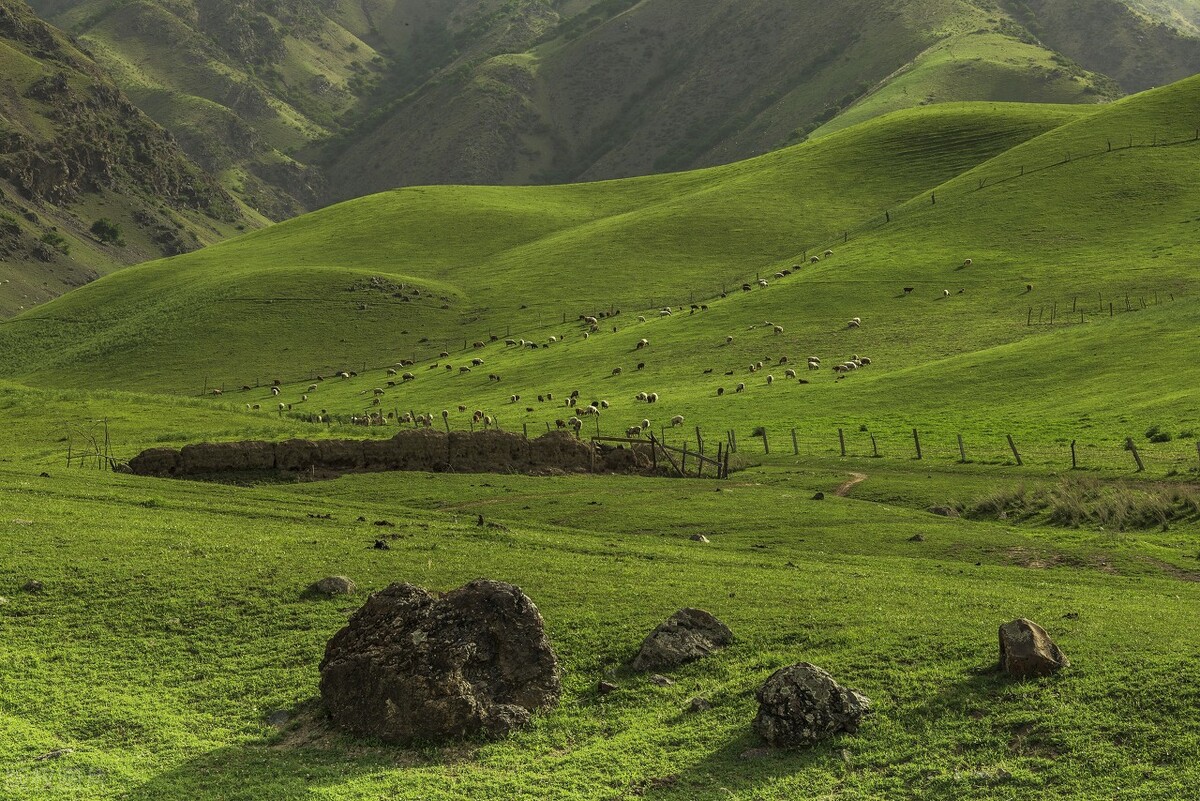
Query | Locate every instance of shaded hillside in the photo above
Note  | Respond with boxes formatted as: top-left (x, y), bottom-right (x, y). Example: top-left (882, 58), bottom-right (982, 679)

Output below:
top-left (0, 0), bottom-right (258, 316)
top-left (26, 0), bottom-right (1200, 209)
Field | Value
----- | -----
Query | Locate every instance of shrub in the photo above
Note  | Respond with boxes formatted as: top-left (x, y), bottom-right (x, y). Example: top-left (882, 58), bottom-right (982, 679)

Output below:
top-left (90, 218), bottom-right (123, 245)
top-left (39, 230), bottom-right (69, 255)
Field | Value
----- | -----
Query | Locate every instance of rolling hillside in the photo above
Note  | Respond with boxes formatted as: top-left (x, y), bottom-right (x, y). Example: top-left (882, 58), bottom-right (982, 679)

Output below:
top-left (0, 0), bottom-right (261, 316)
top-left (0, 101), bottom-right (1088, 391)
top-left (2, 74), bottom-right (1199, 452)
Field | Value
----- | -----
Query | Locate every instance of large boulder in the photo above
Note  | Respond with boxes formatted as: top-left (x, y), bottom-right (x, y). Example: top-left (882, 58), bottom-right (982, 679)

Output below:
top-left (998, 618), bottom-right (1069, 677)
top-left (631, 608), bottom-right (733, 672)
top-left (319, 579), bottom-right (560, 743)
top-left (752, 663), bottom-right (872, 747)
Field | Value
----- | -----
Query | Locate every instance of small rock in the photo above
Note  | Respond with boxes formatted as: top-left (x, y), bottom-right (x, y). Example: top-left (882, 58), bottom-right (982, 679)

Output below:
top-left (812, 492), bottom-right (825, 501)
top-left (928, 506), bottom-right (959, 517)
top-left (740, 747), bottom-right (773, 760)
top-left (266, 710), bottom-right (290, 727)
top-left (631, 608), bottom-right (733, 672)
top-left (1062, 612), bottom-right (1080, 620)
top-left (688, 697), bottom-right (712, 713)
top-left (21, 580), bottom-right (44, 594)
top-left (374, 520), bottom-right (394, 527)
top-left (39, 472), bottom-right (50, 478)
top-left (597, 680), bottom-right (618, 695)
top-left (689, 534), bottom-right (710, 543)
top-left (998, 618), bottom-right (1069, 677)
top-left (306, 576), bottom-right (356, 597)
top-left (34, 749), bottom-right (73, 761)
top-left (477, 514), bottom-right (485, 527)
top-left (753, 662), bottom-right (872, 747)
top-left (650, 674), bottom-right (675, 687)
top-left (372, 540), bottom-right (390, 550)
top-left (356, 516), bottom-right (366, 522)
top-left (907, 534), bottom-right (925, 542)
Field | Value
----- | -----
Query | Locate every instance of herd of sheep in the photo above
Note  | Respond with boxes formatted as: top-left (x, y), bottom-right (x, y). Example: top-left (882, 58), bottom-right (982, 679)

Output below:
top-left (225, 252), bottom-right (992, 440)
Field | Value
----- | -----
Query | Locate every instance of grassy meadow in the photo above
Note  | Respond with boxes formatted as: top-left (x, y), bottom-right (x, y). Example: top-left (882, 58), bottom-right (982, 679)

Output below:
top-left (2, 74), bottom-right (1200, 799)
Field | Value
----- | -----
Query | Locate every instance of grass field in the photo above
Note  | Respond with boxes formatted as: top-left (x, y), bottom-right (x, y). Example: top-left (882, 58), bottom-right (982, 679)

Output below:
top-left (2, 74), bottom-right (1200, 800)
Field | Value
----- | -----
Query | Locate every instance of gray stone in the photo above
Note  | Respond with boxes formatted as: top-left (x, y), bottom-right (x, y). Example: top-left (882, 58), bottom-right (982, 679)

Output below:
top-left (306, 576), bottom-right (356, 598)
top-left (319, 579), bottom-right (560, 744)
top-left (688, 697), bottom-right (712, 713)
top-left (998, 618), bottom-right (1069, 677)
top-left (649, 674), bottom-right (675, 687)
top-left (753, 662), bottom-right (871, 747)
top-left (631, 608), bottom-right (733, 672)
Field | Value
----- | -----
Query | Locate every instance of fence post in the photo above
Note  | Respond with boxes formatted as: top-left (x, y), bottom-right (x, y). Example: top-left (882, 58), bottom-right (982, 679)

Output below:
top-left (913, 428), bottom-right (922, 460)
top-left (1007, 434), bottom-right (1023, 466)
top-left (791, 428), bottom-right (799, 455)
top-left (870, 433), bottom-right (879, 458)
top-left (523, 422), bottom-right (528, 439)
top-left (957, 433), bottom-right (966, 463)
top-left (1125, 438), bottom-right (1145, 472)
top-left (696, 426), bottom-right (704, 454)
top-left (1071, 439), bottom-right (1077, 469)
top-left (762, 429), bottom-right (770, 455)
top-left (838, 428), bottom-right (846, 457)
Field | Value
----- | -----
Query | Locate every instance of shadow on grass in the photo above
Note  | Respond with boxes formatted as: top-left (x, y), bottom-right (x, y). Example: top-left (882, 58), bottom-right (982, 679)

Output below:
top-left (123, 701), bottom-right (477, 801)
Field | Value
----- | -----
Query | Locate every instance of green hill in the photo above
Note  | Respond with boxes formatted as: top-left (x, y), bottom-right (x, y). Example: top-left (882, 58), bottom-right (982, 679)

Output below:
top-left (3, 75), bottom-right (1200, 457)
top-left (0, 101), bottom-right (1087, 391)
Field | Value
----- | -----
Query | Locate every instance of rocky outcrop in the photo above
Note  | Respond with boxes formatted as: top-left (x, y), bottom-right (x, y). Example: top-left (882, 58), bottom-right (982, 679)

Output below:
top-left (998, 618), bottom-right (1069, 677)
top-left (753, 663), bottom-right (872, 747)
top-left (319, 579), bottom-right (560, 743)
top-left (631, 609), bottom-right (733, 672)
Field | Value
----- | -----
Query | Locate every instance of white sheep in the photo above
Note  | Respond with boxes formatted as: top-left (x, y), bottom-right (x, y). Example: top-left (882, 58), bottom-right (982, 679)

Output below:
top-left (387, 368), bottom-right (397, 376)
top-left (773, 325), bottom-right (784, 335)
top-left (766, 374), bottom-right (774, 384)
top-left (824, 249), bottom-right (834, 257)
top-left (671, 415), bottom-right (685, 427)
top-left (726, 335), bottom-right (734, 344)
top-left (647, 392), bottom-right (659, 403)
top-left (636, 338), bottom-right (649, 350)
top-left (636, 391), bottom-right (648, 401)
top-left (758, 279), bottom-right (769, 288)
top-left (810, 255), bottom-right (820, 264)
top-left (641, 419), bottom-right (650, 430)
top-left (613, 367), bottom-right (623, 376)
top-left (402, 372), bottom-right (415, 382)
top-left (848, 317), bottom-right (861, 328)
top-left (637, 315), bottom-right (647, 323)
top-left (943, 289), bottom-right (950, 297)
top-left (271, 387), bottom-right (280, 396)
top-left (600, 400), bottom-right (610, 409)
top-left (963, 258), bottom-right (973, 267)
top-left (785, 369), bottom-right (796, 378)
top-left (736, 383), bottom-right (746, 393)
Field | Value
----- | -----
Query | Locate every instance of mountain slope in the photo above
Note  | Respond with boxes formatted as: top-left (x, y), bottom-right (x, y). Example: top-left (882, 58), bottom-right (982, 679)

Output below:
top-left (0, 0), bottom-right (260, 316)
top-left (0, 101), bottom-right (1087, 391)
top-left (28, 0), bottom-right (1200, 209)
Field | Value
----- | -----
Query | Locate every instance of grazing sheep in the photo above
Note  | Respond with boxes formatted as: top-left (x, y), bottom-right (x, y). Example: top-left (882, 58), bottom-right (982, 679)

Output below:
top-left (848, 317), bottom-right (861, 328)
top-left (570, 390), bottom-right (581, 399)
top-left (308, 384), bottom-right (318, 392)
top-left (778, 356), bottom-right (789, 364)
top-left (757, 361), bottom-right (764, 369)
top-left (567, 397), bottom-right (577, 408)
top-left (773, 325), bottom-right (784, 335)
top-left (372, 398), bottom-right (381, 406)
top-left (547, 393), bottom-right (554, 401)
top-left (859, 356), bottom-right (872, 365)
top-left (641, 419), bottom-right (651, 430)
top-left (439, 351), bottom-right (450, 358)
top-left (613, 367), bottom-right (623, 376)
top-left (766, 374), bottom-right (774, 385)
top-left (717, 387), bottom-right (725, 396)
top-left (402, 372), bottom-right (415, 382)
top-left (473, 341), bottom-right (485, 349)
top-left (460, 366), bottom-right (471, 373)
top-left (212, 389), bottom-right (223, 396)
top-left (472, 358), bottom-right (484, 366)
top-left (785, 369), bottom-right (797, 378)
top-left (373, 388), bottom-right (385, 396)
top-left (726, 335), bottom-right (734, 344)
top-left (735, 383), bottom-right (746, 393)
top-left (583, 332), bottom-right (590, 339)
top-left (958, 288), bottom-right (965, 294)
top-left (742, 284), bottom-right (752, 292)
top-left (671, 415), bottom-right (685, 427)
top-left (808, 356), bottom-right (821, 364)
top-left (660, 309), bottom-right (672, 317)
top-left (758, 279), bottom-right (769, 288)
top-left (637, 362), bottom-right (645, 370)
top-left (301, 394), bottom-right (309, 402)
top-left (556, 419), bottom-right (567, 429)
top-left (338, 371), bottom-right (351, 379)
top-left (601, 400), bottom-right (610, 409)
top-left (903, 287), bottom-right (914, 294)
top-left (963, 258), bottom-right (973, 267)
top-left (387, 368), bottom-right (397, 376)
top-left (273, 379), bottom-right (282, 386)
top-left (278, 402), bottom-right (286, 411)
top-left (568, 417), bottom-right (582, 432)
top-left (647, 392), bottom-right (659, 404)
top-left (749, 364), bottom-right (758, 373)
top-left (943, 289), bottom-right (950, 297)
top-left (810, 255), bottom-right (820, 264)
top-left (505, 339), bottom-right (517, 346)
top-left (774, 272), bottom-right (785, 279)
top-left (1026, 283), bottom-right (1033, 292)
top-left (251, 404), bottom-right (260, 410)
top-left (584, 316), bottom-right (598, 325)
top-left (637, 315), bottom-right (647, 323)
top-left (626, 425), bottom-right (643, 437)
top-left (824, 250), bottom-right (833, 258)
top-left (636, 338), bottom-right (649, 350)
top-left (271, 387), bottom-right (280, 396)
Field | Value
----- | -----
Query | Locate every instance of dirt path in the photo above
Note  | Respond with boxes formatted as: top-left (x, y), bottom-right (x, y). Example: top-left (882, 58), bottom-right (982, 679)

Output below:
top-left (833, 472), bottom-right (868, 496)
